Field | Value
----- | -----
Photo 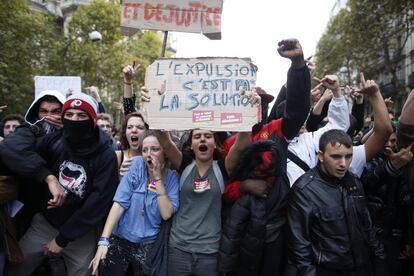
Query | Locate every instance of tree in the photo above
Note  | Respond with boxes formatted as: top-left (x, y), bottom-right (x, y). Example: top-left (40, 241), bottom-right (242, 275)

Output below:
top-left (51, 0), bottom-right (167, 114)
top-left (0, 0), bottom-right (167, 118)
top-left (0, 0), bottom-right (61, 114)
top-left (315, 0), bottom-right (414, 94)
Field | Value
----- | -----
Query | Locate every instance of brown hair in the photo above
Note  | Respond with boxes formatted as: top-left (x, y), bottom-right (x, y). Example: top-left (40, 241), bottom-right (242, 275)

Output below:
top-left (182, 129), bottom-right (223, 160)
top-left (120, 112), bottom-right (148, 149)
top-left (96, 113), bottom-right (114, 126)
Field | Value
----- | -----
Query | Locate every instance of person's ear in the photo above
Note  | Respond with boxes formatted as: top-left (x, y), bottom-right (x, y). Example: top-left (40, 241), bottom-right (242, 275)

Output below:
top-left (318, 150), bottom-right (324, 163)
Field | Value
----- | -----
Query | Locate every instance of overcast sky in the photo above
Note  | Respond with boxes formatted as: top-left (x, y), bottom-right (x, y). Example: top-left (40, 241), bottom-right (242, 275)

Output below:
top-left (171, 0), bottom-right (337, 98)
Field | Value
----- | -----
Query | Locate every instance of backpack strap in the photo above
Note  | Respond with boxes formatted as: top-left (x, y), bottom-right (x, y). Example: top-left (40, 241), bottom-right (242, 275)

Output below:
top-left (287, 150), bottom-right (310, 172)
top-left (179, 160), bottom-right (196, 190)
top-left (179, 160), bottom-right (225, 194)
top-left (212, 160), bottom-right (225, 194)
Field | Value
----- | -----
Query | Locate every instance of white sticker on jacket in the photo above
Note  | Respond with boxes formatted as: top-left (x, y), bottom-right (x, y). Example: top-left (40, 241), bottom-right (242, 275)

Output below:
top-left (59, 161), bottom-right (87, 198)
top-left (193, 179), bottom-right (211, 193)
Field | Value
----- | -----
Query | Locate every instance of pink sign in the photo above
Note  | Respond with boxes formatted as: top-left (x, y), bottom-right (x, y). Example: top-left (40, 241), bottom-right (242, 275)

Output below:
top-left (221, 113), bottom-right (242, 125)
top-left (193, 110), bottom-right (214, 123)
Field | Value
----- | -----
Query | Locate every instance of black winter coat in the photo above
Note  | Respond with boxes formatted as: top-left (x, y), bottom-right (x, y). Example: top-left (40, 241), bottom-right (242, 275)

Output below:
top-left (287, 166), bottom-right (385, 276)
top-left (361, 154), bottom-right (411, 236)
top-left (218, 194), bottom-right (266, 274)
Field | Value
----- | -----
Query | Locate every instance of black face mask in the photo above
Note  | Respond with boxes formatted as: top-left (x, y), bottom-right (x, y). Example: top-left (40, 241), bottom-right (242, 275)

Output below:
top-left (63, 119), bottom-right (96, 149)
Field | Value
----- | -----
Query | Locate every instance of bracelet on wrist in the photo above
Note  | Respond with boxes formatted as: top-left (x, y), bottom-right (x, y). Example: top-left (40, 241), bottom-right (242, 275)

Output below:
top-left (124, 81), bottom-right (132, 85)
top-left (156, 192), bottom-right (167, 197)
top-left (98, 236), bottom-right (110, 247)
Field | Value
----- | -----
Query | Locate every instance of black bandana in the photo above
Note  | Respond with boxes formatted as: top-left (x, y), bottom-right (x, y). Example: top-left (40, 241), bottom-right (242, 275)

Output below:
top-left (63, 119), bottom-right (96, 150)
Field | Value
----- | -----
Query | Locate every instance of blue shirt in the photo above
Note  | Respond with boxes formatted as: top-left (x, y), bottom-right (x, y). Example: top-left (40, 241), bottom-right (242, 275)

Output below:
top-left (113, 156), bottom-right (179, 243)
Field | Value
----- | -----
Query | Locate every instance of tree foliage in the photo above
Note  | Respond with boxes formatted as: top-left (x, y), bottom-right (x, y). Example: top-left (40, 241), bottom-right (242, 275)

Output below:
top-left (0, 0), bottom-right (60, 114)
top-left (315, 0), bottom-right (414, 93)
top-left (0, 0), bottom-right (166, 117)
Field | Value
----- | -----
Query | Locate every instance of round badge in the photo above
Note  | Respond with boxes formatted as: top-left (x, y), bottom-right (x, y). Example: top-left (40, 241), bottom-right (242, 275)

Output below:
top-left (70, 99), bottom-right (82, 108)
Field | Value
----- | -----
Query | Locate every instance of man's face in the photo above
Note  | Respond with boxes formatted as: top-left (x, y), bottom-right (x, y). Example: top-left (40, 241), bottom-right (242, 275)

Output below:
top-left (97, 119), bottom-right (112, 135)
top-left (318, 143), bottom-right (353, 178)
top-left (63, 109), bottom-right (90, 121)
top-left (3, 120), bottom-right (21, 137)
top-left (38, 101), bottom-right (61, 120)
top-left (384, 132), bottom-right (397, 155)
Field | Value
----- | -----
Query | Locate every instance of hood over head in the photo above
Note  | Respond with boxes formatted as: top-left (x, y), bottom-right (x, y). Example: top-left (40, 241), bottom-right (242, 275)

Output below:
top-left (25, 90), bottom-right (65, 124)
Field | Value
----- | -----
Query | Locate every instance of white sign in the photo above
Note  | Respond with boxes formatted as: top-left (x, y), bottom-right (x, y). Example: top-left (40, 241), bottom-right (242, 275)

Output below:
top-left (121, 0), bottom-right (223, 39)
top-left (34, 76), bottom-right (81, 98)
top-left (143, 57), bottom-right (260, 131)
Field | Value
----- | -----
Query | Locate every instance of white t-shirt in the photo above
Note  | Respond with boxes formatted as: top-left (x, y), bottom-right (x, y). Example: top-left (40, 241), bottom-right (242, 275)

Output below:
top-left (348, 144), bottom-right (366, 178)
top-left (287, 96), bottom-right (350, 185)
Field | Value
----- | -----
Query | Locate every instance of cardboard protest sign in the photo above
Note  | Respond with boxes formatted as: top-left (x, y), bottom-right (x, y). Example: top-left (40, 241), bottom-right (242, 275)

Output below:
top-left (143, 58), bottom-right (260, 131)
top-left (34, 76), bottom-right (81, 98)
top-left (121, 0), bottom-right (223, 39)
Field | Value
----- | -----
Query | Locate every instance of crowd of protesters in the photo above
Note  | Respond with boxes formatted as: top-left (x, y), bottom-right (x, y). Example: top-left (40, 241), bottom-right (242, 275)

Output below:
top-left (0, 38), bottom-right (413, 276)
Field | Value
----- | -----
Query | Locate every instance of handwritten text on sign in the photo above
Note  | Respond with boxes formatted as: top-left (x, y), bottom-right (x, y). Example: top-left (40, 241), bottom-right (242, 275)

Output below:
top-left (121, 0), bottom-right (222, 36)
top-left (143, 58), bottom-right (260, 131)
top-left (34, 76), bottom-right (81, 98)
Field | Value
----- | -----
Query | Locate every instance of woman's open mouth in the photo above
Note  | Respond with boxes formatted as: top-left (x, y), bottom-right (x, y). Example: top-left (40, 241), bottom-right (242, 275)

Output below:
top-left (199, 145), bottom-right (208, 152)
top-left (130, 136), bottom-right (140, 147)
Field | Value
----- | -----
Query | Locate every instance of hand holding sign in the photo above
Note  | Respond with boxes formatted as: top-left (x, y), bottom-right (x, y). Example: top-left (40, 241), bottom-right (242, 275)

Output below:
top-left (140, 87), bottom-right (150, 103)
top-left (277, 39), bottom-right (305, 68)
top-left (246, 87), bottom-right (261, 106)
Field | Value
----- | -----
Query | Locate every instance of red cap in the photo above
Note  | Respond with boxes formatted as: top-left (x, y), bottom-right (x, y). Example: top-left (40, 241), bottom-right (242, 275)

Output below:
top-left (61, 94), bottom-right (98, 127)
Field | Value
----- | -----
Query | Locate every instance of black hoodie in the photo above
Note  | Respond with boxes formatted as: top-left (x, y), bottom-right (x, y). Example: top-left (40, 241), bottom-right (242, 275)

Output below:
top-left (0, 126), bottom-right (118, 247)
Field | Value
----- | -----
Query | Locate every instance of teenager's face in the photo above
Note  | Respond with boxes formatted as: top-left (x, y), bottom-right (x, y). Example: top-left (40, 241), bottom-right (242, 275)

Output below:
top-left (38, 101), bottom-right (61, 120)
top-left (191, 130), bottom-right (216, 162)
top-left (318, 143), bottom-right (353, 178)
top-left (97, 119), bottom-right (112, 135)
top-left (126, 116), bottom-right (146, 151)
top-left (142, 135), bottom-right (165, 170)
top-left (384, 132), bottom-right (397, 155)
top-left (63, 109), bottom-right (90, 121)
top-left (3, 120), bottom-right (21, 137)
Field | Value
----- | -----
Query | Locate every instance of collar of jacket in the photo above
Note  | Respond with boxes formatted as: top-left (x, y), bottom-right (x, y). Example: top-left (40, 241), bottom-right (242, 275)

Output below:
top-left (315, 164), bottom-right (354, 189)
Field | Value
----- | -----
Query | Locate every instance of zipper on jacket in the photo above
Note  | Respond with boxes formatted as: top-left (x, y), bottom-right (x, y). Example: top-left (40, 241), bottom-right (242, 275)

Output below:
top-left (317, 250), bottom-right (322, 265)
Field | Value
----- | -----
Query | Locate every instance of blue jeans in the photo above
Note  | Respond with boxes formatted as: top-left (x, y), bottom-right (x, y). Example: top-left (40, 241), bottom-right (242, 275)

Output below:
top-left (168, 246), bottom-right (218, 276)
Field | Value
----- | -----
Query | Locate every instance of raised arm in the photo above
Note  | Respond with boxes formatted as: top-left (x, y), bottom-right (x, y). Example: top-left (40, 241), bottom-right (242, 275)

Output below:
top-left (350, 90), bottom-right (365, 135)
top-left (156, 130), bottom-right (183, 171)
top-left (359, 74), bottom-right (393, 161)
top-left (225, 91), bottom-right (261, 175)
top-left (86, 86), bottom-right (105, 113)
top-left (225, 132), bottom-right (250, 176)
top-left (308, 81), bottom-right (350, 149)
top-left (122, 62), bottom-right (140, 115)
top-left (399, 89), bottom-right (414, 125)
top-left (266, 84), bottom-right (287, 122)
top-left (278, 39), bottom-right (311, 140)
